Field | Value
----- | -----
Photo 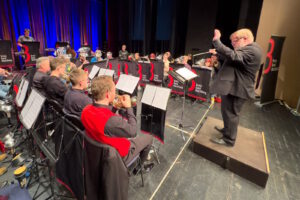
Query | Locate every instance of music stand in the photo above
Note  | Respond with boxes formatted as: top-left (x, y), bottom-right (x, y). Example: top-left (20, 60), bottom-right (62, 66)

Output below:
top-left (116, 74), bottom-right (139, 95)
top-left (0, 40), bottom-right (14, 71)
top-left (98, 68), bottom-right (115, 78)
top-left (15, 78), bottom-right (29, 108)
top-left (168, 67), bottom-right (197, 140)
top-left (88, 65), bottom-right (100, 80)
top-left (141, 84), bottom-right (171, 163)
top-left (116, 74), bottom-right (140, 115)
top-left (19, 89), bottom-right (46, 130)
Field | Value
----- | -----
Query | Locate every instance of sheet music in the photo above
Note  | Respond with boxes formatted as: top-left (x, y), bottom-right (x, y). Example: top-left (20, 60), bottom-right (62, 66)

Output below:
top-left (88, 65), bottom-right (100, 79)
top-left (152, 87), bottom-right (171, 111)
top-left (20, 89), bottom-right (45, 130)
top-left (176, 67), bottom-right (197, 81)
top-left (15, 78), bottom-right (29, 107)
top-left (116, 74), bottom-right (139, 94)
top-left (141, 85), bottom-right (156, 106)
top-left (141, 84), bottom-right (171, 111)
top-left (98, 68), bottom-right (115, 77)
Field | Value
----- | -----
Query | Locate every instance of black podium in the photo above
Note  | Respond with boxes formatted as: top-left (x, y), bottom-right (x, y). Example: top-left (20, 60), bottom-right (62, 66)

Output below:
top-left (21, 41), bottom-right (40, 66)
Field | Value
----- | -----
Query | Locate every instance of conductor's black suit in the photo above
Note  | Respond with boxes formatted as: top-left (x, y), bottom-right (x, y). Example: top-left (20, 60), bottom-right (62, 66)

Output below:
top-left (210, 39), bottom-right (262, 145)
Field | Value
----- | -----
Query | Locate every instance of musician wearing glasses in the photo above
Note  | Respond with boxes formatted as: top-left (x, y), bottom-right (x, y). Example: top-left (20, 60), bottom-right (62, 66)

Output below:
top-left (209, 29), bottom-right (262, 147)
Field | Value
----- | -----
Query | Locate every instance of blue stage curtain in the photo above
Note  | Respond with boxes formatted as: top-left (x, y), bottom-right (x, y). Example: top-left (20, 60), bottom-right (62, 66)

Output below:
top-left (0, 0), bottom-right (103, 54)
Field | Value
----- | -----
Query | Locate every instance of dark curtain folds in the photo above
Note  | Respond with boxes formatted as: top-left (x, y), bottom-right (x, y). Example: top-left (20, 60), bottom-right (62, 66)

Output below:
top-left (0, 0), bottom-right (103, 52)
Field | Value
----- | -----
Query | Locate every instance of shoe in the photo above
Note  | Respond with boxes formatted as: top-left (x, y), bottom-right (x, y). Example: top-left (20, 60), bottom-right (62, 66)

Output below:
top-left (214, 126), bottom-right (225, 134)
top-left (143, 162), bottom-right (155, 173)
top-left (210, 137), bottom-right (234, 147)
top-left (0, 154), bottom-right (7, 162)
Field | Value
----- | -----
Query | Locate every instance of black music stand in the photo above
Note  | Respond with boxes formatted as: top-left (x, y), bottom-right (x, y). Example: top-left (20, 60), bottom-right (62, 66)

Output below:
top-left (15, 78), bottom-right (29, 108)
top-left (168, 67), bottom-right (197, 140)
top-left (141, 84), bottom-right (171, 163)
top-left (0, 40), bottom-right (14, 70)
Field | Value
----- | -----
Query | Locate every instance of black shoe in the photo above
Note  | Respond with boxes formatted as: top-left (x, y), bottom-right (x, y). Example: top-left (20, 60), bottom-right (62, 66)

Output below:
top-left (143, 162), bottom-right (155, 173)
top-left (210, 137), bottom-right (234, 147)
top-left (214, 126), bottom-right (225, 134)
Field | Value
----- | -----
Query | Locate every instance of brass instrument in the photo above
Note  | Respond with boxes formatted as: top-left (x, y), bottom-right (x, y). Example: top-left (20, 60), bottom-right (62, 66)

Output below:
top-left (112, 94), bottom-right (137, 109)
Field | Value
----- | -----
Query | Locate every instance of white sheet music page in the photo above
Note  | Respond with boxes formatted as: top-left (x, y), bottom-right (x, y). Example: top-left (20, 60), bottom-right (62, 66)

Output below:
top-left (98, 68), bottom-right (106, 76)
top-left (89, 65), bottom-right (100, 79)
top-left (152, 87), bottom-right (171, 111)
top-left (176, 67), bottom-right (197, 81)
top-left (16, 78), bottom-right (29, 107)
top-left (116, 74), bottom-right (139, 94)
top-left (20, 89), bottom-right (45, 130)
top-left (141, 85), bottom-right (156, 106)
top-left (105, 69), bottom-right (115, 77)
top-left (98, 68), bottom-right (115, 77)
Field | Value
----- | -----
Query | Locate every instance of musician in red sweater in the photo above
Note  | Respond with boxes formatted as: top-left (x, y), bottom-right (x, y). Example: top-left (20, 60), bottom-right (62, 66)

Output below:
top-left (81, 76), bottom-right (153, 168)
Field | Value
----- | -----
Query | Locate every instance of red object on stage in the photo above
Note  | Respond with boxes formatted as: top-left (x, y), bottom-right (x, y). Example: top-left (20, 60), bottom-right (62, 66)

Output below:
top-left (215, 97), bottom-right (221, 103)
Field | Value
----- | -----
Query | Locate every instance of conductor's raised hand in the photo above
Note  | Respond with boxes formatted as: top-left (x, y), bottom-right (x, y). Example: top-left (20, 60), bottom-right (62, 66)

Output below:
top-left (213, 29), bottom-right (221, 41)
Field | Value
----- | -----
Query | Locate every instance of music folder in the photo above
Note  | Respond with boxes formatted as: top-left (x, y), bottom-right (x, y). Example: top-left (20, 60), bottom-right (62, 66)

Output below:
top-left (168, 67), bottom-right (197, 84)
top-left (116, 74), bottom-right (139, 94)
top-left (19, 89), bottom-right (46, 130)
top-left (88, 65), bottom-right (100, 79)
top-left (98, 68), bottom-right (115, 77)
top-left (141, 84), bottom-right (171, 143)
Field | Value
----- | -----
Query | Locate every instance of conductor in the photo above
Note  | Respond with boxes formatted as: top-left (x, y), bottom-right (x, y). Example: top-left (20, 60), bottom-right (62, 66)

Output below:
top-left (209, 28), bottom-right (262, 147)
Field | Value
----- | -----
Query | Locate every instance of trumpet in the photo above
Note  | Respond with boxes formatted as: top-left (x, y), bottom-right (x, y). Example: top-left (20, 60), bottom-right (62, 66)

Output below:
top-left (113, 95), bottom-right (137, 109)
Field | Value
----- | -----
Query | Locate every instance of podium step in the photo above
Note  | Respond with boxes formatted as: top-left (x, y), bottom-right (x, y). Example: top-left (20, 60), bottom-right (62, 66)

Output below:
top-left (193, 117), bottom-right (270, 187)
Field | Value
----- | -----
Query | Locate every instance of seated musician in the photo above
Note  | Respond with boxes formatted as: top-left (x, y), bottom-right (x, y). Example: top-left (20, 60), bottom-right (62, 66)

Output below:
top-left (119, 44), bottom-right (129, 60)
top-left (33, 57), bottom-right (50, 94)
top-left (81, 76), bottom-right (154, 170)
top-left (106, 51), bottom-right (113, 59)
top-left (44, 56), bottom-right (69, 105)
top-left (162, 52), bottom-right (170, 87)
top-left (75, 53), bottom-right (89, 69)
top-left (0, 68), bottom-right (10, 99)
top-left (134, 53), bottom-right (141, 61)
top-left (182, 55), bottom-right (192, 70)
top-left (64, 68), bottom-right (92, 117)
top-left (91, 50), bottom-right (103, 63)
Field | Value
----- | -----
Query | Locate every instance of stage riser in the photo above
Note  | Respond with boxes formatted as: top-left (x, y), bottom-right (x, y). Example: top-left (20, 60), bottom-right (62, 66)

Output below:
top-left (193, 143), bottom-right (269, 187)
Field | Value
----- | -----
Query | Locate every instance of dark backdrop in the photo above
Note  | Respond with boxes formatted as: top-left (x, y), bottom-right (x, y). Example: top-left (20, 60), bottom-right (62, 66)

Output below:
top-left (0, 0), bottom-right (263, 58)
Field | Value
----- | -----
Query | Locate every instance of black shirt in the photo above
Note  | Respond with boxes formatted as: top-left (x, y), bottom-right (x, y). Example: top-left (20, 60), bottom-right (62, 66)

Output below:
top-left (44, 76), bottom-right (67, 105)
top-left (64, 88), bottom-right (93, 117)
top-left (33, 71), bottom-right (48, 95)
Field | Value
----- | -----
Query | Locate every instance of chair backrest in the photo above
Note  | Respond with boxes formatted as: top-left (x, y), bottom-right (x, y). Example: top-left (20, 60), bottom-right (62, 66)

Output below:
top-left (47, 99), bottom-right (64, 115)
top-left (63, 110), bottom-right (85, 131)
top-left (83, 134), bottom-right (129, 200)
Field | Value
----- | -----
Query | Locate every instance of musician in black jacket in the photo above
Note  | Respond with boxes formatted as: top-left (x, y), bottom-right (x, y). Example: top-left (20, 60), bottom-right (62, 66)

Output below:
top-left (210, 28), bottom-right (262, 146)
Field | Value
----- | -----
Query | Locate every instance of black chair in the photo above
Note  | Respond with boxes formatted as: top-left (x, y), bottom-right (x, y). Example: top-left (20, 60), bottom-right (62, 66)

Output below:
top-left (63, 110), bottom-right (85, 131)
top-left (83, 134), bottom-right (129, 200)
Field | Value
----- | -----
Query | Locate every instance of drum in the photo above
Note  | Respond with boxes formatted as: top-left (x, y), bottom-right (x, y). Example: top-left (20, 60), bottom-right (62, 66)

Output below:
top-left (14, 165), bottom-right (27, 188)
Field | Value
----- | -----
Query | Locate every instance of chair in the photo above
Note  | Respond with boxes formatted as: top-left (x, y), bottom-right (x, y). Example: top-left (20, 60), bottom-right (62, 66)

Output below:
top-left (83, 134), bottom-right (129, 200)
